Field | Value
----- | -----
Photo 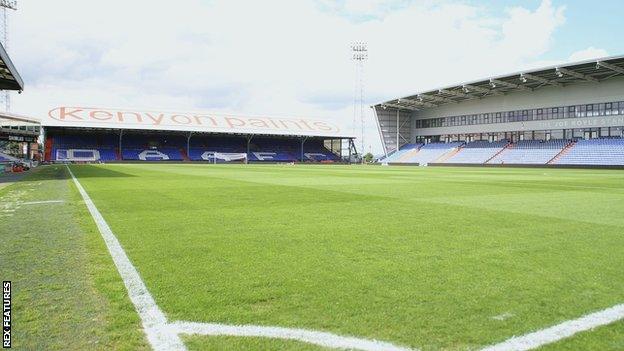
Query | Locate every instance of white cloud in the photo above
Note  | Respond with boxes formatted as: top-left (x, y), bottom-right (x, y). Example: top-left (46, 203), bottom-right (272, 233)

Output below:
top-left (568, 47), bottom-right (610, 62)
top-left (9, 0), bottom-right (569, 154)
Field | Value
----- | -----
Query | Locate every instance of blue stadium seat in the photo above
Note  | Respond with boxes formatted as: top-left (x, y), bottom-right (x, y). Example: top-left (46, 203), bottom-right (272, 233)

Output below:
top-left (445, 140), bottom-right (509, 164)
top-left (489, 140), bottom-right (568, 164)
top-left (556, 138), bottom-right (624, 165)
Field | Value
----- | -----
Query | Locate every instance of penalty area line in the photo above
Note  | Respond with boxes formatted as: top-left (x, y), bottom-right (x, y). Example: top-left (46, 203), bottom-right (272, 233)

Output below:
top-left (66, 165), bottom-right (416, 351)
top-left (481, 304), bottom-right (624, 351)
top-left (172, 321), bottom-right (414, 351)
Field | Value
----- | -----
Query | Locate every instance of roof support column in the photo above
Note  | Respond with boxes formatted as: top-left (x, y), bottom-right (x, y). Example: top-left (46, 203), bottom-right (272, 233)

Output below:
top-left (396, 108), bottom-right (400, 153)
top-left (246, 135), bottom-right (253, 160)
top-left (187, 132), bottom-right (193, 161)
top-left (300, 136), bottom-right (308, 163)
top-left (118, 129), bottom-right (123, 161)
top-left (348, 138), bottom-right (353, 164)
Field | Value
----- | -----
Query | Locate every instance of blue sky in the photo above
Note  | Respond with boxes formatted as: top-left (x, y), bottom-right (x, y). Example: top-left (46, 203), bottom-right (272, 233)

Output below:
top-left (8, 0), bottom-right (623, 154)
top-left (474, 0), bottom-right (622, 61)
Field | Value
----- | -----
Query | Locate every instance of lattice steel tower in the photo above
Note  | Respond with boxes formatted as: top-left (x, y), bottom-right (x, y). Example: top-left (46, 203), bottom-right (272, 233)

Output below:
top-left (351, 41), bottom-right (367, 156)
top-left (0, 0), bottom-right (16, 112)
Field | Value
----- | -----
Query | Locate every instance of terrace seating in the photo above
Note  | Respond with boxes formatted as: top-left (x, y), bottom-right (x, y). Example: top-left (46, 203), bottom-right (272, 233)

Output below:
top-left (122, 148), bottom-right (183, 161)
top-left (46, 132), bottom-right (340, 163)
top-left (0, 152), bottom-right (16, 162)
top-left (189, 137), bottom-right (338, 162)
top-left (53, 148), bottom-right (118, 162)
top-left (488, 140), bottom-right (568, 164)
top-left (556, 138), bottom-right (624, 165)
top-left (445, 141), bottom-right (508, 164)
top-left (399, 142), bottom-right (463, 165)
top-left (49, 133), bottom-right (119, 162)
top-left (379, 143), bottom-right (423, 163)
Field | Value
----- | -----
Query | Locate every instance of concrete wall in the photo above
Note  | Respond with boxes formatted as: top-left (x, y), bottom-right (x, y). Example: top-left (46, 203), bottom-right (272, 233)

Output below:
top-left (414, 114), bottom-right (624, 136)
top-left (409, 77), bottom-right (624, 137)
top-left (374, 107), bottom-right (413, 154)
top-left (413, 77), bottom-right (624, 120)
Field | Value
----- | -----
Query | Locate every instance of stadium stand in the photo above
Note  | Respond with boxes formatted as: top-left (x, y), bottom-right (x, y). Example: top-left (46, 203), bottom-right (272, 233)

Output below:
top-left (374, 55), bottom-right (624, 168)
top-left (445, 141), bottom-right (509, 164)
top-left (383, 138), bottom-right (624, 166)
top-left (556, 138), bottom-right (624, 166)
top-left (49, 132), bottom-right (119, 162)
top-left (0, 152), bottom-right (14, 162)
top-left (488, 140), bottom-right (570, 165)
top-left (378, 143), bottom-right (423, 163)
top-left (385, 142), bottom-right (462, 165)
top-left (45, 130), bottom-right (341, 163)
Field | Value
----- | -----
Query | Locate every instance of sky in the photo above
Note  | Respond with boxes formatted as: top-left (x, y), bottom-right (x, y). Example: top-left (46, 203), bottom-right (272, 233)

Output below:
top-left (7, 0), bottom-right (624, 155)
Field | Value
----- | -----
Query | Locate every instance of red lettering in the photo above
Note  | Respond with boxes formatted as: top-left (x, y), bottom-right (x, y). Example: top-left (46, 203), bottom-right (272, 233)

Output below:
top-left (145, 113), bottom-right (164, 125)
top-left (48, 107), bottom-right (83, 121)
top-left (298, 119), bottom-right (313, 130)
top-left (193, 115), bottom-right (217, 126)
top-left (249, 118), bottom-right (269, 128)
top-left (171, 114), bottom-right (191, 124)
top-left (225, 117), bottom-right (245, 128)
top-left (116, 111), bottom-right (143, 123)
top-left (89, 110), bottom-right (112, 120)
top-left (313, 121), bottom-right (334, 131)
top-left (279, 119), bottom-right (303, 130)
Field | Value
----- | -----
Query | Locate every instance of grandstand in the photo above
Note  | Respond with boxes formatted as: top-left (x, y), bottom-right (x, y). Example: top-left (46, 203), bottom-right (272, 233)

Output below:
top-left (42, 107), bottom-right (355, 163)
top-left (0, 40), bottom-right (37, 167)
top-left (375, 55), bottom-right (624, 167)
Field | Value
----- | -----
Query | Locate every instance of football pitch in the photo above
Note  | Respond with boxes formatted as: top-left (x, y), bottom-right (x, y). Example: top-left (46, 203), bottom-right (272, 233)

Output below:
top-left (3, 164), bottom-right (624, 350)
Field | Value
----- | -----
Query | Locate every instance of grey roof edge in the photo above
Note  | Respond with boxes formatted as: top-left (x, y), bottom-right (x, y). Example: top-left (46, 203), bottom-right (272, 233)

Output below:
top-left (0, 111), bottom-right (40, 123)
top-left (0, 41), bottom-right (24, 91)
top-left (374, 54), bottom-right (624, 108)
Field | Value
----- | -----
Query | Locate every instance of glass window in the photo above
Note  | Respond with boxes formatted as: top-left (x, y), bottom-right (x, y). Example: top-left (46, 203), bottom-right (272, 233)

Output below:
top-left (605, 103), bottom-right (612, 115)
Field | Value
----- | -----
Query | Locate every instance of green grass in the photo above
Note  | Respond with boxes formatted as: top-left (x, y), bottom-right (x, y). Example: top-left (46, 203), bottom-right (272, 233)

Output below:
top-left (0, 166), bottom-right (148, 350)
top-left (4, 164), bottom-right (624, 350)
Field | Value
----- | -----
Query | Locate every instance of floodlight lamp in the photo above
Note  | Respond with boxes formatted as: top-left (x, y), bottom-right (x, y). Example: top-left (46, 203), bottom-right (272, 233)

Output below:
top-left (489, 81), bottom-right (496, 88)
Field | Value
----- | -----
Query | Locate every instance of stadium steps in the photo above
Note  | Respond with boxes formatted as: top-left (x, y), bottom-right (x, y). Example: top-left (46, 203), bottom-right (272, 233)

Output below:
top-left (434, 145), bottom-right (463, 163)
top-left (44, 137), bottom-right (53, 161)
top-left (397, 147), bottom-right (421, 162)
top-left (485, 142), bottom-right (513, 164)
top-left (0, 152), bottom-right (18, 162)
top-left (180, 148), bottom-right (190, 161)
top-left (548, 140), bottom-right (576, 164)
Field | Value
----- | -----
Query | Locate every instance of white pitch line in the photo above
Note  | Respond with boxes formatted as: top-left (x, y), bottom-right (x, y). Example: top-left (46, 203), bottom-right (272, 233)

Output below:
top-left (481, 303), bottom-right (624, 351)
top-left (67, 166), bottom-right (186, 351)
top-left (173, 321), bottom-right (414, 351)
top-left (67, 165), bottom-right (415, 351)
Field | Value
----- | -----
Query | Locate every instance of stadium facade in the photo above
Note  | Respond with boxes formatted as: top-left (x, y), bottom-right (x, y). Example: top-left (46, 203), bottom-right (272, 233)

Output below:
top-left (374, 55), bottom-right (624, 166)
top-left (41, 107), bottom-right (356, 163)
top-left (0, 40), bottom-right (40, 164)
